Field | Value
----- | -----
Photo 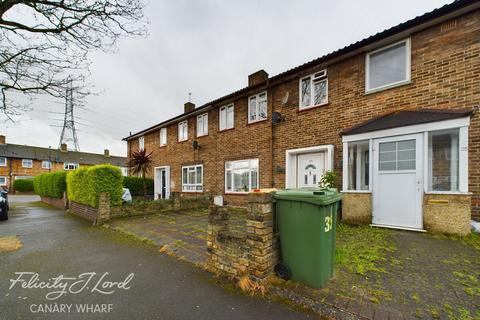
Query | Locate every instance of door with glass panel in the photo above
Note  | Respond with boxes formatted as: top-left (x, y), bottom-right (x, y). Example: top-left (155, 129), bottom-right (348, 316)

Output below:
top-left (373, 134), bottom-right (423, 229)
top-left (297, 153), bottom-right (325, 188)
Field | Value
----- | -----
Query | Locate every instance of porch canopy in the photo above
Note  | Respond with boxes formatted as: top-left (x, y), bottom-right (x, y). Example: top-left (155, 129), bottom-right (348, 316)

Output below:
top-left (341, 108), bottom-right (473, 194)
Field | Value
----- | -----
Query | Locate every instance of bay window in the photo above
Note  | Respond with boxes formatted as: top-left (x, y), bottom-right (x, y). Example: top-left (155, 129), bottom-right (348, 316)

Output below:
top-left (248, 92), bottom-right (267, 123)
top-left (225, 159), bottom-right (259, 193)
top-left (182, 165), bottom-right (203, 192)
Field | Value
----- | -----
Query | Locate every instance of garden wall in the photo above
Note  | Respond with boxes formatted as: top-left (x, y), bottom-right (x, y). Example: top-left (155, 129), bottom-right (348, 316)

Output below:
top-left (41, 194), bottom-right (68, 210)
top-left (207, 192), bottom-right (279, 281)
top-left (69, 193), bottom-right (110, 225)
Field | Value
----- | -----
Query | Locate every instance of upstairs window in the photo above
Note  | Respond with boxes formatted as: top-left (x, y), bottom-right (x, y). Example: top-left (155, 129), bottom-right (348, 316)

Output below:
top-left (182, 165), bottom-right (203, 192)
top-left (159, 128), bottom-right (167, 146)
top-left (300, 70), bottom-right (328, 110)
top-left (248, 92), bottom-right (267, 123)
top-left (178, 121), bottom-right (188, 142)
top-left (64, 162), bottom-right (79, 171)
top-left (366, 39), bottom-right (410, 92)
top-left (42, 160), bottom-right (51, 169)
top-left (219, 104), bottom-right (234, 131)
top-left (22, 159), bottom-right (33, 168)
top-left (139, 136), bottom-right (145, 150)
top-left (197, 113), bottom-right (208, 137)
top-left (0, 157), bottom-right (6, 167)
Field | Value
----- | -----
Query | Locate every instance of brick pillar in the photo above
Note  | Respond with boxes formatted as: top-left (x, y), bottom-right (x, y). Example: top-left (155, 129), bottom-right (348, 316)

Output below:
top-left (206, 205), bottom-right (229, 270)
top-left (246, 192), bottom-right (275, 280)
top-left (172, 192), bottom-right (181, 210)
top-left (96, 193), bottom-right (110, 225)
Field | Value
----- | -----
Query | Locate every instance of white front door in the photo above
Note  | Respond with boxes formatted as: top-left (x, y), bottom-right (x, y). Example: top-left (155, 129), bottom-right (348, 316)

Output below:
top-left (297, 153), bottom-right (325, 188)
top-left (154, 167), bottom-right (170, 200)
top-left (373, 134), bottom-right (423, 229)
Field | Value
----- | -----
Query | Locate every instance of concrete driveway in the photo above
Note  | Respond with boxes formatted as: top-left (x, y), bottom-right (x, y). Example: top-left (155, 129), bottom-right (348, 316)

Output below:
top-left (0, 200), bottom-right (313, 320)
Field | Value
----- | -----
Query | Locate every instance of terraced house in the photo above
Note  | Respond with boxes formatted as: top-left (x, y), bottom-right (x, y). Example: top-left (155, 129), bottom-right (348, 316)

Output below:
top-left (0, 135), bottom-right (127, 191)
top-left (125, 0), bottom-right (480, 234)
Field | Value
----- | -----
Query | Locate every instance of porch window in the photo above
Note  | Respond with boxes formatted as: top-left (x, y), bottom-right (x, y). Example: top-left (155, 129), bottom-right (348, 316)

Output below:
top-left (248, 92), bottom-right (267, 123)
top-left (159, 128), bottom-right (167, 146)
top-left (299, 70), bottom-right (328, 110)
top-left (347, 140), bottom-right (369, 190)
top-left (366, 39), bottom-right (410, 92)
top-left (0, 157), bottom-right (6, 167)
top-left (428, 129), bottom-right (459, 192)
top-left (219, 104), bottom-right (234, 131)
top-left (182, 165), bottom-right (203, 192)
top-left (225, 159), bottom-right (258, 193)
top-left (178, 121), bottom-right (188, 142)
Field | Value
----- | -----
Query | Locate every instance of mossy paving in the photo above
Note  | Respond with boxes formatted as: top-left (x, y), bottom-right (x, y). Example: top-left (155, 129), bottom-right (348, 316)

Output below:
top-left (272, 224), bottom-right (480, 319)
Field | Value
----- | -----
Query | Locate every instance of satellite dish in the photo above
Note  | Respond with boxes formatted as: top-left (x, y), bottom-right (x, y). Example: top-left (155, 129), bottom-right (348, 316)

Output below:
top-left (192, 140), bottom-right (200, 150)
top-left (281, 92), bottom-right (290, 105)
top-left (272, 112), bottom-right (285, 124)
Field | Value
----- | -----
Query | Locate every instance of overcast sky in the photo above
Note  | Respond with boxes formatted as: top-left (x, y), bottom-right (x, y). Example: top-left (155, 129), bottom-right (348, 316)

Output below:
top-left (0, 0), bottom-right (453, 156)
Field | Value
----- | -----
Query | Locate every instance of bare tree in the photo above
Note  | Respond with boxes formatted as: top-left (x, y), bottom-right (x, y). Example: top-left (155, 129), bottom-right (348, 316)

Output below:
top-left (0, 0), bottom-right (147, 121)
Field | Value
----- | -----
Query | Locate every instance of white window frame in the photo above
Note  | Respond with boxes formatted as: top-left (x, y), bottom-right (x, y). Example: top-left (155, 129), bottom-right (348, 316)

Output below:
top-left (0, 157), bottom-right (6, 167)
top-left (225, 159), bottom-right (259, 194)
top-left (120, 167), bottom-right (128, 177)
top-left (178, 121), bottom-right (188, 142)
top-left (64, 162), bottom-right (79, 171)
top-left (342, 117), bottom-right (470, 194)
top-left (365, 38), bottom-right (411, 93)
top-left (248, 92), bottom-right (268, 123)
top-left (181, 164), bottom-right (203, 192)
top-left (299, 69), bottom-right (328, 110)
top-left (22, 159), bottom-right (33, 168)
top-left (42, 160), bottom-right (51, 169)
top-left (159, 128), bottom-right (167, 146)
top-left (0, 176), bottom-right (6, 186)
top-left (219, 104), bottom-right (234, 131)
top-left (139, 136), bottom-right (145, 150)
top-left (196, 113), bottom-right (208, 137)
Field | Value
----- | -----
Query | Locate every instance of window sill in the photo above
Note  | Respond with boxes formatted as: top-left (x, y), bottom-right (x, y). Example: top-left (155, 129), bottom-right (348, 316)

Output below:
top-left (364, 80), bottom-right (412, 95)
top-left (218, 128), bottom-right (234, 133)
top-left (298, 102), bottom-right (329, 113)
top-left (224, 192), bottom-right (249, 195)
top-left (196, 134), bottom-right (209, 138)
top-left (247, 118), bottom-right (268, 126)
top-left (177, 140), bottom-right (189, 144)
top-left (181, 191), bottom-right (204, 194)
top-left (425, 191), bottom-right (472, 196)
top-left (341, 190), bottom-right (371, 194)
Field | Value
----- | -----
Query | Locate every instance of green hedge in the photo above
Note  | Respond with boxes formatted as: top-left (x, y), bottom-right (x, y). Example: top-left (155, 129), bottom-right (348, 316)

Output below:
top-left (67, 164), bottom-right (123, 207)
top-left (123, 176), bottom-right (154, 196)
top-left (13, 179), bottom-right (34, 192)
top-left (33, 172), bottom-right (67, 198)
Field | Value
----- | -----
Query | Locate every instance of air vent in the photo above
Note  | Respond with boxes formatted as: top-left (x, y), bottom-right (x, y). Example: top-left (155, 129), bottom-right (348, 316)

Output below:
top-left (441, 19), bottom-right (457, 32)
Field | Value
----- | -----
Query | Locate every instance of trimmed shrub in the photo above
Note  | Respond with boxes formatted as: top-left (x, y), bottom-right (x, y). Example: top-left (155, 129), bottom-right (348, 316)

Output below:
top-left (123, 176), bottom-right (154, 196)
top-left (33, 171), bottom-right (67, 198)
top-left (67, 164), bottom-right (123, 207)
top-left (13, 179), bottom-right (34, 192)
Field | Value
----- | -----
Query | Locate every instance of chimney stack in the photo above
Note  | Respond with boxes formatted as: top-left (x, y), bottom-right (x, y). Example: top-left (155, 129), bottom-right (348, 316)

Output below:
top-left (0, 135), bottom-right (5, 145)
top-left (104, 149), bottom-right (110, 157)
top-left (60, 143), bottom-right (68, 152)
top-left (184, 102), bottom-right (195, 114)
top-left (248, 70), bottom-right (268, 87)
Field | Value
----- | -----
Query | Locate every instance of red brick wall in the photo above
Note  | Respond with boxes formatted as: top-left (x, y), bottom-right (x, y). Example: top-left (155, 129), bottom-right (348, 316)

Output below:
top-left (129, 11), bottom-right (480, 214)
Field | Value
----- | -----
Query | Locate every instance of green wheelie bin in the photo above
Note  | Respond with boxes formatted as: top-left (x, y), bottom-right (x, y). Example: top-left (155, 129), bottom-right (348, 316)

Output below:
top-left (273, 188), bottom-right (342, 288)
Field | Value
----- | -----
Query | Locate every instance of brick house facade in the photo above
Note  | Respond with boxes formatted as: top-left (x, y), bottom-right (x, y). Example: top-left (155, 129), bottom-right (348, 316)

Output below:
top-left (126, 1), bottom-right (480, 233)
top-left (0, 136), bottom-right (127, 191)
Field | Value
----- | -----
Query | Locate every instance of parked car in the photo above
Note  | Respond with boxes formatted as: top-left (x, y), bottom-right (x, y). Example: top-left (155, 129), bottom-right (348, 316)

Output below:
top-left (0, 190), bottom-right (9, 221)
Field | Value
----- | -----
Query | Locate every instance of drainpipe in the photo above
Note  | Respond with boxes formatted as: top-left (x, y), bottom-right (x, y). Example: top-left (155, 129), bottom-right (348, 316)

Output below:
top-left (268, 80), bottom-right (274, 189)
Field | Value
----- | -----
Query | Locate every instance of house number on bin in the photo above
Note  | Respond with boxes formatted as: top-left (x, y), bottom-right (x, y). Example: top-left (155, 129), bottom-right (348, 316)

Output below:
top-left (325, 214), bottom-right (333, 232)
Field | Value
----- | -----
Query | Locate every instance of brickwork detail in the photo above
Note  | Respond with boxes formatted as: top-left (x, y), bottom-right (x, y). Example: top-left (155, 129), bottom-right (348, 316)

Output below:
top-left (207, 192), bottom-right (278, 281)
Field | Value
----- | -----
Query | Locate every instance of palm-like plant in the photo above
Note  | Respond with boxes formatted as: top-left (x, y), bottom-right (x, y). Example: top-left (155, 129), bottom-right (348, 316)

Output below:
top-left (127, 149), bottom-right (153, 199)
